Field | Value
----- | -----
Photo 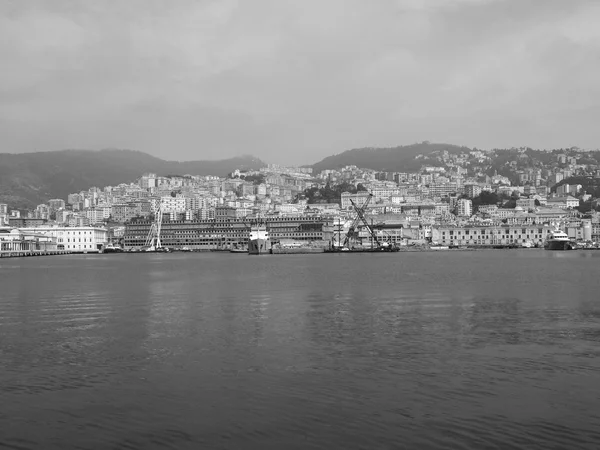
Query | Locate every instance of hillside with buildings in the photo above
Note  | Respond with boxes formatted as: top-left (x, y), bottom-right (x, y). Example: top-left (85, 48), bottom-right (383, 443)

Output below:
top-left (311, 142), bottom-right (471, 173)
top-left (2, 144), bottom-right (600, 254)
top-left (0, 150), bottom-right (264, 209)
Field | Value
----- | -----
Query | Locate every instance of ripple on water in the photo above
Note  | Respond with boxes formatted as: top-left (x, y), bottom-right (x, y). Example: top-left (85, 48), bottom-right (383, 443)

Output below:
top-left (1, 252), bottom-right (600, 449)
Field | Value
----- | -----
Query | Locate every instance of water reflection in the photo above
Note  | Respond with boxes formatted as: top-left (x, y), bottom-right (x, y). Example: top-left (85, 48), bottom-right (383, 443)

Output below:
top-left (2, 251), bottom-right (600, 450)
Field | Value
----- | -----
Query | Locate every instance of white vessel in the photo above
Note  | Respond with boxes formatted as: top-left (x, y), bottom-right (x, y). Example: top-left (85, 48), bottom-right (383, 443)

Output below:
top-left (521, 240), bottom-right (534, 248)
top-left (544, 229), bottom-right (573, 250)
top-left (248, 224), bottom-right (271, 255)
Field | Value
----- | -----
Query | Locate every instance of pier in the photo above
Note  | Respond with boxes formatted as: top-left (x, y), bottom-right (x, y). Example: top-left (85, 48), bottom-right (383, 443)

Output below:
top-left (0, 250), bottom-right (72, 258)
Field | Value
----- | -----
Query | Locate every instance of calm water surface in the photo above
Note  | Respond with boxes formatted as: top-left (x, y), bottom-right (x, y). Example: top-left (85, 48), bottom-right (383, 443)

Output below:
top-left (1, 251), bottom-right (600, 449)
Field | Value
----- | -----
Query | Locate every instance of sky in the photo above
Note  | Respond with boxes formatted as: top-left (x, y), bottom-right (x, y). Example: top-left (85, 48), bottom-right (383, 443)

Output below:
top-left (1, 0), bottom-right (599, 165)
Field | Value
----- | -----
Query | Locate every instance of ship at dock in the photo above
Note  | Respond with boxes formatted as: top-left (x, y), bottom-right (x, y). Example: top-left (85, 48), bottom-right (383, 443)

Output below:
top-left (103, 243), bottom-right (124, 253)
top-left (248, 222), bottom-right (272, 255)
top-left (544, 229), bottom-right (574, 250)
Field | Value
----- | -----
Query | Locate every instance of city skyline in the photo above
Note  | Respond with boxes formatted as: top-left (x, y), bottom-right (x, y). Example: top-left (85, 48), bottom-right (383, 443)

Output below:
top-left (2, 0), bottom-right (600, 165)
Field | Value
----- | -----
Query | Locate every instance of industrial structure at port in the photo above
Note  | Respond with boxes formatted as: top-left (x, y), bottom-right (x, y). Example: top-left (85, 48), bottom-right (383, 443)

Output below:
top-left (122, 209), bottom-right (594, 251)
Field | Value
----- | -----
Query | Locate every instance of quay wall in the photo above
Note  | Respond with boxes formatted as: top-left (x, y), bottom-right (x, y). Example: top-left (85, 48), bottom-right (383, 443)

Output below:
top-left (0, 250), bottom-right (72, 258)
top-left (272, 247), bottom-right (324, 254)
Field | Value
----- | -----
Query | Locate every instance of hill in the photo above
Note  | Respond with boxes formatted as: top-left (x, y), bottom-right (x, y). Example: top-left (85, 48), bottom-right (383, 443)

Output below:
top-left (311, 142), bottom-right (471, 173)
top-left (0, 149), bottom-right (265, 209)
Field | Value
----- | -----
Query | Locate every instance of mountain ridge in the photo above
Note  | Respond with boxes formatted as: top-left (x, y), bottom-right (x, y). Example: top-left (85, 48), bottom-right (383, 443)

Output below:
top-left (0, 143), bottom-right (471, 209)
top-left (311, 142), bottom-right (471, 172)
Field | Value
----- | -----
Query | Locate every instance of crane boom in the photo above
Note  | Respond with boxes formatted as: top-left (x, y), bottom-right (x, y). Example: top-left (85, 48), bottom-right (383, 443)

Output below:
top-left (342, 193), bottom-right (373, 248)
top-left (350, 198), bottom-right (382, 248)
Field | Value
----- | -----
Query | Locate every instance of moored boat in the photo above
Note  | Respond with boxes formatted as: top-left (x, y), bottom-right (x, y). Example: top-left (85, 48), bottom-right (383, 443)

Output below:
top-left (103, 243), bottom-right (123, 253)
top-left (544, 229), bottom-right (573, 250)
top-left (230, 242), bottom-right (248, 253)
top-left (248, 224), bottom-right (271, 255)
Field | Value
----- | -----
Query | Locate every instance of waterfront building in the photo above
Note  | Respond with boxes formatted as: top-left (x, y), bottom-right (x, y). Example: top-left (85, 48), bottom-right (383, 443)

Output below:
top-left (22, 226), bottom-right (109, 253)
top-left (566, 220), bottom-right (592, 241)
top-left (591, 221), bottom-right (600, 242)
top-left (357, 225), bottom-right (404, 246)
top-left (0, 228), bottom-right (58, 253)
top-left (124, 216), bottom-right (332, 250)
top-left (432, 225), bottom-right (553, 247)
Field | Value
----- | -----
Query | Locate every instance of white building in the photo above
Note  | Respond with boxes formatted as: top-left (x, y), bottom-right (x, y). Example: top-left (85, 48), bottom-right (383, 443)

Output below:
top-left (341, 192), bottom-right (371, 210)
top-left (185, 197), bottom-right (202, 211)
top-left (371, 187), bottom-right (400, 200)
top-left (0, 205), bottom-right (7, 225)
top-left (139, 173), bottom-right (157, 189)
top-left (23, 226), bottom-right (109, 253)
top-left (390, 195), bottom-right (405, 205)
top-left (275, 203), bottom-right (301, 215)
top-left (457, 199), bottom-right (473, 217)
top-left (161, 196), bottom-right (187, 213)
top-left (1, 228), bottom-right (58, 252)
top-left (547, 195), bottom-right (579, 209)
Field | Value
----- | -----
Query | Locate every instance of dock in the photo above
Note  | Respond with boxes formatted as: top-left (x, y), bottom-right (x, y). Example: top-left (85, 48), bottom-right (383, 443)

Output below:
top-left (0, 250), bottom-right (72, 258)
top-left (272, 247), bottom-right (325, 254)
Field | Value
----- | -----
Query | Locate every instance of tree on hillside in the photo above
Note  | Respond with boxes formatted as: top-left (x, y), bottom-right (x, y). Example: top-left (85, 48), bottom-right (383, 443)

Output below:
top-left (473, 191), bottom-right (500, 206)
top-left (242, 174), bottom-right (265, 185)
top-left (297, 182), bottom-right (365, 204)
top-left (578, 200), bottom-right (593, 213)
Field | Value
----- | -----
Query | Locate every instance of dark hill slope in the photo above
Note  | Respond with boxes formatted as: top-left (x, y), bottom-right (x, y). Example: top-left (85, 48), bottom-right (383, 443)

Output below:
top-left (311, 142), bottom-right (471, 173)
top-left (0, 149), bottom-right (264, 208)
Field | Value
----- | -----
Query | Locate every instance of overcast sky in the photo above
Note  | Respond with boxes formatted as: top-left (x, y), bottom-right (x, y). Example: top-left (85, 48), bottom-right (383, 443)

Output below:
top-left (1, 0), bottom-right (599, 165)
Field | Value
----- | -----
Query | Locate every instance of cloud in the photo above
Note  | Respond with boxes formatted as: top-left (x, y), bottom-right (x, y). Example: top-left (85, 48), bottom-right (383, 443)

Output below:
top-left (0, 0), bottom-right (599, 164)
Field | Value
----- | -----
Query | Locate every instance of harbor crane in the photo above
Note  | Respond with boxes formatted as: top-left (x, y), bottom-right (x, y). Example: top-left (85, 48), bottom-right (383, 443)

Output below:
top-left (342, 193), bottom-right (373, 248)
top-left (341, 192), bottom-right (398, 250)
top-left (327, 191), bottom-right (399, 252)
top-left (350, 197), bottom-right (385, 249)
top-left (144, 201), bottom-right (164, 250)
